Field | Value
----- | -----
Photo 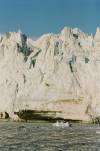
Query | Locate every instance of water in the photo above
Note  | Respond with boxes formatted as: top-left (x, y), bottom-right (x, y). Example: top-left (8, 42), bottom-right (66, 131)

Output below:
top-left (0, 121), bottom-right (100, 151)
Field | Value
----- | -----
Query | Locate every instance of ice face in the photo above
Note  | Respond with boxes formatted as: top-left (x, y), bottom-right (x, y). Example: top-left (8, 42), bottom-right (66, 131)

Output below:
top-left (0, 27), bottom-right (99, 122)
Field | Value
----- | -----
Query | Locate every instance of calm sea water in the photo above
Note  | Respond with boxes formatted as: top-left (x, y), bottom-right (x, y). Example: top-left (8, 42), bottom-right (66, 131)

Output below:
top-left (0, 121), bottom-right (100, 151)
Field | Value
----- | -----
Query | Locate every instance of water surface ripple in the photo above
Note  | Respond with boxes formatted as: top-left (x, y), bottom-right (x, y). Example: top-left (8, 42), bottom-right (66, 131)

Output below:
top-left (0, 121), bottom-right (100, 151)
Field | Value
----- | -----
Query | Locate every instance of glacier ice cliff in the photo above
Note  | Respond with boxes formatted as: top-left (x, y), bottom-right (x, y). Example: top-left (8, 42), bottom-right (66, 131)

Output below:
top-left (0, 27), bottom-right (100, 122)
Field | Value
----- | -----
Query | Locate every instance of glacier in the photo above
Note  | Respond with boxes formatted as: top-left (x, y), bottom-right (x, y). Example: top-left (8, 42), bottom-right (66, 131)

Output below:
top-left (0, 27), bottom-right (100, 122)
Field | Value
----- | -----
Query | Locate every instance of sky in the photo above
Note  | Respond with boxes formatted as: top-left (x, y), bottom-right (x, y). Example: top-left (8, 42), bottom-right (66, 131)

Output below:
top-left (0, 0), bottom-right (100, 37)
